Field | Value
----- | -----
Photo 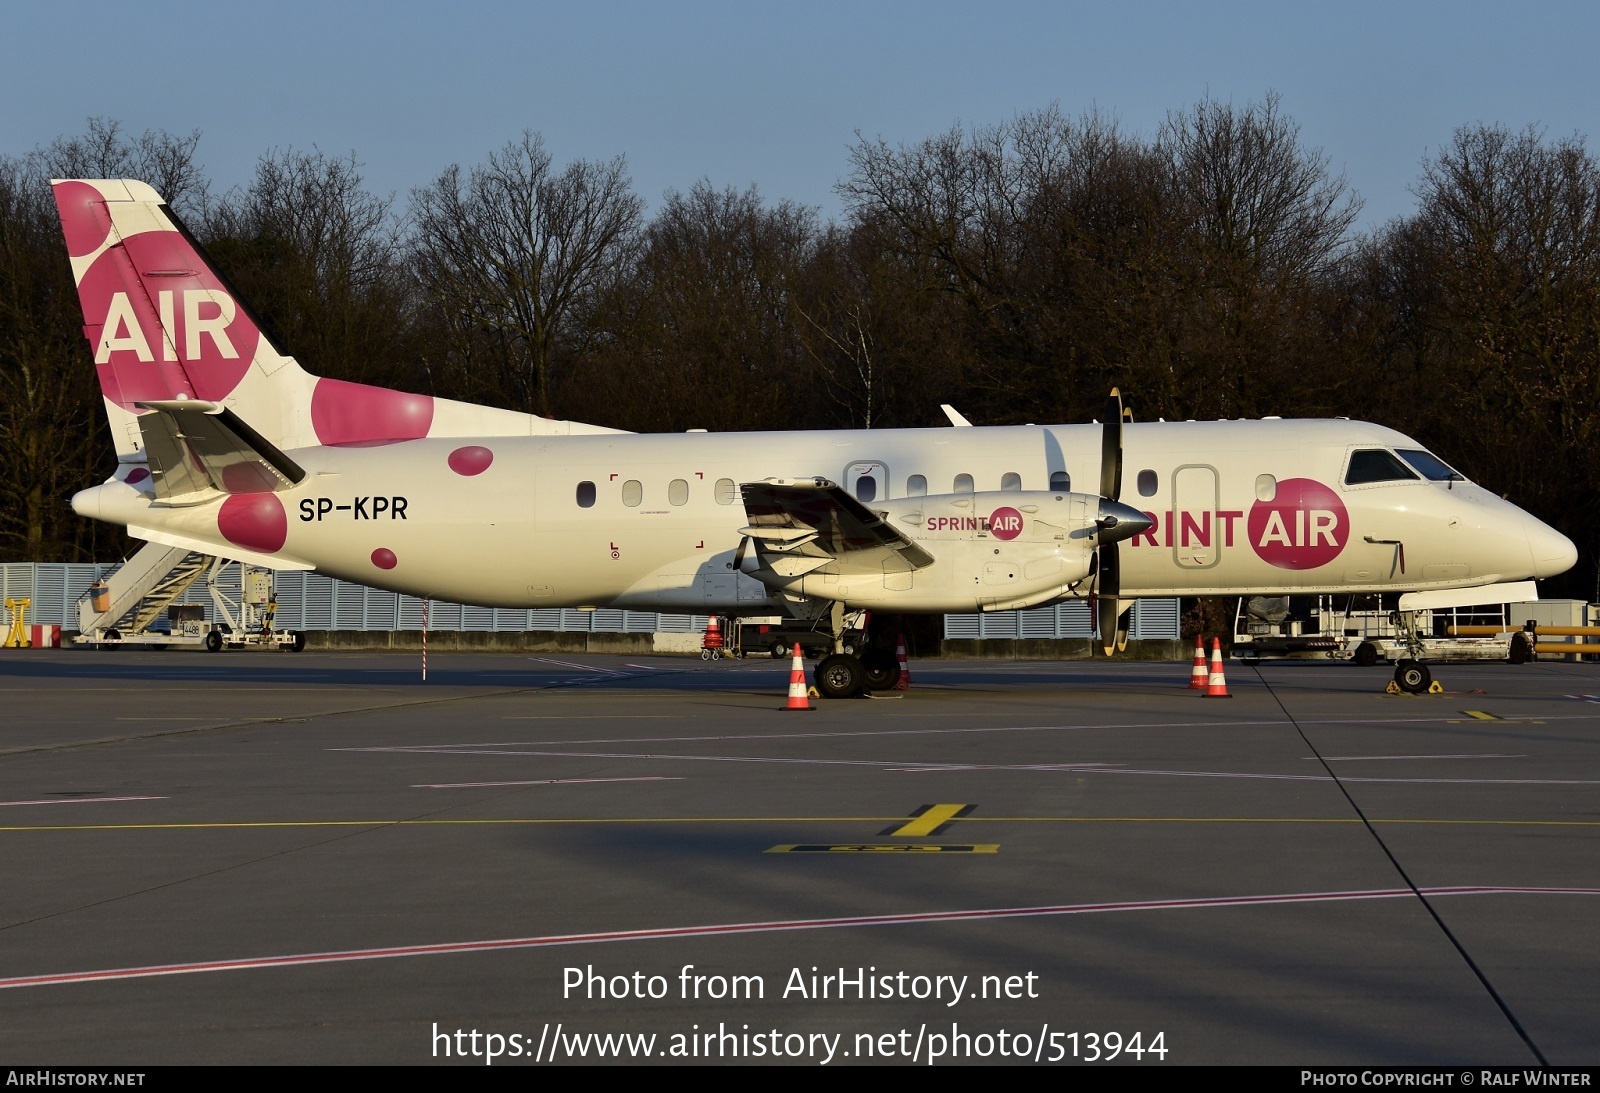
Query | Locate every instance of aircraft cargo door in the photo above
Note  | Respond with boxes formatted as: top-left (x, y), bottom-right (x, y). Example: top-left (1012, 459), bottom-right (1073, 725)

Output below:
top-left (1172, 464), bottom-right (1220, 569)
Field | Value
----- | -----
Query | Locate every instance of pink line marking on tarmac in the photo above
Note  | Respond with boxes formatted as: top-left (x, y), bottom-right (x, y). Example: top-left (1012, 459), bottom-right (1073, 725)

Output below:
top-left (4, 886), bottom-right (1597, 991)
top-left (0, 796), bottom-right (165, 808)
top-left (413, 777), bottom-right (683, 789)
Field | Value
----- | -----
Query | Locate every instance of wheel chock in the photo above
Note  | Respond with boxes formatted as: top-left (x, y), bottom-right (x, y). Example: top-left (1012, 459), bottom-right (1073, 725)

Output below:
top-left (1427, 680), bottom-right (1444, 694)
top-left (1385, 681), bottom-right (1403, 695)
top-left (807, 686), bottom-right (820, 698)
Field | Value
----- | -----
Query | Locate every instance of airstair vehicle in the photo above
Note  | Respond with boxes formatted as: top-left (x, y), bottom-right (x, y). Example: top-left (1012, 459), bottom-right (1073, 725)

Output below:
top-left (76, 542), bottom-right (304, 651)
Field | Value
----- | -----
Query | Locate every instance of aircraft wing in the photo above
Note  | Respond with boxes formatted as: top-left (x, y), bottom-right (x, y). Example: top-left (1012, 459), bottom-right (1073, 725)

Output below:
top-left (740, 478), bottom-right (935, 576)
top-left (135, 400), bottom-right (306, 500)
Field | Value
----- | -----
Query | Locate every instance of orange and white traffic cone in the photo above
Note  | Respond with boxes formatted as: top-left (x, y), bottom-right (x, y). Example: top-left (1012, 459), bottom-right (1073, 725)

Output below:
top-left (782, 643), bottom-right (814, 711)
top-left (1188, 634), bottom-right (1207, 690)
top-left (894, 634), bottom-right (910, 691)
top-left (1204, 637), bottom-right (1231, 698)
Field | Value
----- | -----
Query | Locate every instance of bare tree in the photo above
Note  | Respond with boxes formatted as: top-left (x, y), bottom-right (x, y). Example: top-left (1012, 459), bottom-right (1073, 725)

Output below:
top-left (410, 133), bottom-right (644, 415)
top-left (201, 149), bottom-right (411, 386)
top-left (39, 117), bottom-right (208, 217)
top-left (0, 120), bottom-right (208, 560)
top-left (569, 181), bottom-right (817, 431)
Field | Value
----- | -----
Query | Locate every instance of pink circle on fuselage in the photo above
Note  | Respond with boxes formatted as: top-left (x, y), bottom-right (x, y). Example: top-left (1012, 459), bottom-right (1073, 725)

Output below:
top-left (124, 468), bottom-right (150, 484)
top-left (218, 493), bottom-right (287, 554)
top-left (1247, 478), bottom-right (1349, 570)
top-left (371, 548), bottom-right (397, 570)
top-left (448, 446), bottom-right (494, 476)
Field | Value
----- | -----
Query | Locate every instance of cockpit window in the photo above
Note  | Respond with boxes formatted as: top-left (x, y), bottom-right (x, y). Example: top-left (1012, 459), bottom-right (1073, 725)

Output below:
top-left (1397, 449), bottom-right (1464, 483)
top-left (1345, 449), bottom-right (1420, 485)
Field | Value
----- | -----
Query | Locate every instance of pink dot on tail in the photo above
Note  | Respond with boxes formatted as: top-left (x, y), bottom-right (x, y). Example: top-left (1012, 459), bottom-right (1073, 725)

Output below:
top-left (311, 378), bottom-right (434, 445)
top-left (217, 494), bottom-right (287, 554)
top-left (448, 446), bottom-right (494, 476)
top-left (371, 548), bottom-right (397, 570)
top-left (53, 181), bottom-right (114, 258)
top-left (125, 468), bottom-right (150, 484)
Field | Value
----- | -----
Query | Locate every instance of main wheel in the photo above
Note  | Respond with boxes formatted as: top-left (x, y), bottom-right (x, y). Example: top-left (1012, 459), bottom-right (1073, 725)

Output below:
top-left (1353, 641), bottom-right (1379, 667)
top-left (814, 653), bottom-right (864, 699)
top-left (1508, 632), bottom-right (1531, 665)
top-left (1394, 659), bottom-right (1432, 693)
top-left (861, 649), bottom-right (898, 690)
top-left (204, 630), bottom-right (223, 653)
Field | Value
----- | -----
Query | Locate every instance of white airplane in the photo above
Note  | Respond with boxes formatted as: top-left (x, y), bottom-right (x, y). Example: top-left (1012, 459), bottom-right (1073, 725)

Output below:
top-left (53, 179), bottom-right (1577, 696)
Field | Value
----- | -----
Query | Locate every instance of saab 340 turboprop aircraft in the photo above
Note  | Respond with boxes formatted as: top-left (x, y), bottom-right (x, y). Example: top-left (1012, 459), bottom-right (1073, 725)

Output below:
top-left (53, 179), bottom-right (1577, 696)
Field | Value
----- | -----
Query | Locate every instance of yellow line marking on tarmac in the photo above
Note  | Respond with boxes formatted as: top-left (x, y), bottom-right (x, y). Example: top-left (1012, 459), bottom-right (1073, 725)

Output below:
top-left (889, 803), bottom-right (971, 837)
top-left (767, 843), bottom-right (998, 854)
top-left (1465, 710), bottom-right (1501, 720)
top-left (6, 816), bottom-right (1600, 833)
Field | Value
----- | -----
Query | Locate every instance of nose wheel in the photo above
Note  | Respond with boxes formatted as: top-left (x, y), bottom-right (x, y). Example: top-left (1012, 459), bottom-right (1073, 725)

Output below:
top-left (1393, 659), bottom-right (1433, 693)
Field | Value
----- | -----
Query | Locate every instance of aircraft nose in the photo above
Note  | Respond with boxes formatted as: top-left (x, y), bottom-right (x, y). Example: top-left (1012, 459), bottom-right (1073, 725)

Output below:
top-left (1097, 500), bottom-right (1154, 546)
top-left (1528, 518), bottom-right (1578, 579)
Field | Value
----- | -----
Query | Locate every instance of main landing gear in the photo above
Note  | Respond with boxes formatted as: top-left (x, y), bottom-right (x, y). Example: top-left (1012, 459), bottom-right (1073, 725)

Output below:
top-left (810, 605), bottom-right (900, 699)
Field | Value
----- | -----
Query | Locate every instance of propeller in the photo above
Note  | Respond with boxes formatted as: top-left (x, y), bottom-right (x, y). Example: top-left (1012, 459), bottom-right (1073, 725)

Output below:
top-left (1094, 388), bottom-right (1149, 655)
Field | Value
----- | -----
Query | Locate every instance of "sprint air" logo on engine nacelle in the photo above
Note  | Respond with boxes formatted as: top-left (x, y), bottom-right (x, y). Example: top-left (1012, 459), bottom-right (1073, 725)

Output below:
top-left (925, 507), bottom-right (1025, 540)
top-left (1129, 478), bottom-right (1349, 571)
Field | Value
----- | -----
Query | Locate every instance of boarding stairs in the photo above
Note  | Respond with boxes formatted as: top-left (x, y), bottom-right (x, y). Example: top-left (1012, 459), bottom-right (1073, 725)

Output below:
top-left (78, 542), bottom-right (214, 636)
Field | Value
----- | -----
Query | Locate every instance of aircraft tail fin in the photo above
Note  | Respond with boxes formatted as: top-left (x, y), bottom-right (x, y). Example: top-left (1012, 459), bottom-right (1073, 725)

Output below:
top-left (51, 179), bottom-right (624, 463)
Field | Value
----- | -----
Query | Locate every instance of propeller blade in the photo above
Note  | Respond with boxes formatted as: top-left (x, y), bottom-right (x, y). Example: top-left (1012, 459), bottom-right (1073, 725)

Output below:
top-left (1100, 387), bottom-right (1124, 503)
top-left (1115, 604), bottom-right (1132, 653)
top-left (1097, 541), bottom-right (1121, 656)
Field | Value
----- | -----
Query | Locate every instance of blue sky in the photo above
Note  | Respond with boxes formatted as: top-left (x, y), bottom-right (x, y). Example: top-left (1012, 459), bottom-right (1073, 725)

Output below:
top-left (4, 1), bottom-right (1595, 232)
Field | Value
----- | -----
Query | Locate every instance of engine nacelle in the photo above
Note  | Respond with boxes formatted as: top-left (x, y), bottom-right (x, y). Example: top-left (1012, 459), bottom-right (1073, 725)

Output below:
top-left (758, 490), bottom-right (1107, 612)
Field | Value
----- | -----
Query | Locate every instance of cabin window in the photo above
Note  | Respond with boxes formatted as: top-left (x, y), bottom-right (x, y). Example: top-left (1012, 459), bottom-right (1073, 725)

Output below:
top-left (1001, 472), bottom-right (1021, 491)
top-left (714, 478), bottom-right (736, 505)
top-left (1050, 471), bottom-right (1070, 492)
top-left (622, 479), bottom-right (643, 507)
top-left (1137, 469), bottom-right (1158, 497)
top-left (954, 473), bottom-right (974, 493)
top-left (668, 478), bottom-right (689, 506)
top-left (575, 481), bottom-right (596, 508)
top-left (907, 474), bottom-right (927, 496)
top-left (855, 475), bottom-right (877, 502)
top-left (1255, 474), bottom-right (1276, 502)
top-left (1396, 449), bottom-right (1462, 482)
top-left (1345, 450), bottom-right (1419, 485)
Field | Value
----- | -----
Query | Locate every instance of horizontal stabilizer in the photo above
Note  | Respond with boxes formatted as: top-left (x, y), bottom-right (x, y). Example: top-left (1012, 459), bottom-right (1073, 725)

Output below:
top-left (135, 400), bottom-right (305, 499)
top-left (128, 524), bottom-right (313, 572)
top-left (741, 479), bottom-right (935, 573)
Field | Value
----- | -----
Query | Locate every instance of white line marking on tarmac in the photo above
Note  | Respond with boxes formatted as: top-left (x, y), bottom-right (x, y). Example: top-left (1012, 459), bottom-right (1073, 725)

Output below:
top-left (1318, 754), bottom-right (1524, 762)
top-left (0, 796), bottom-right (166, 807)
top-left (528, 658), bottom-right (624, 675)
top-left (413, 777), bottom-right (684, 789)
top-left (4, 886), bottom-right (1596, 990)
